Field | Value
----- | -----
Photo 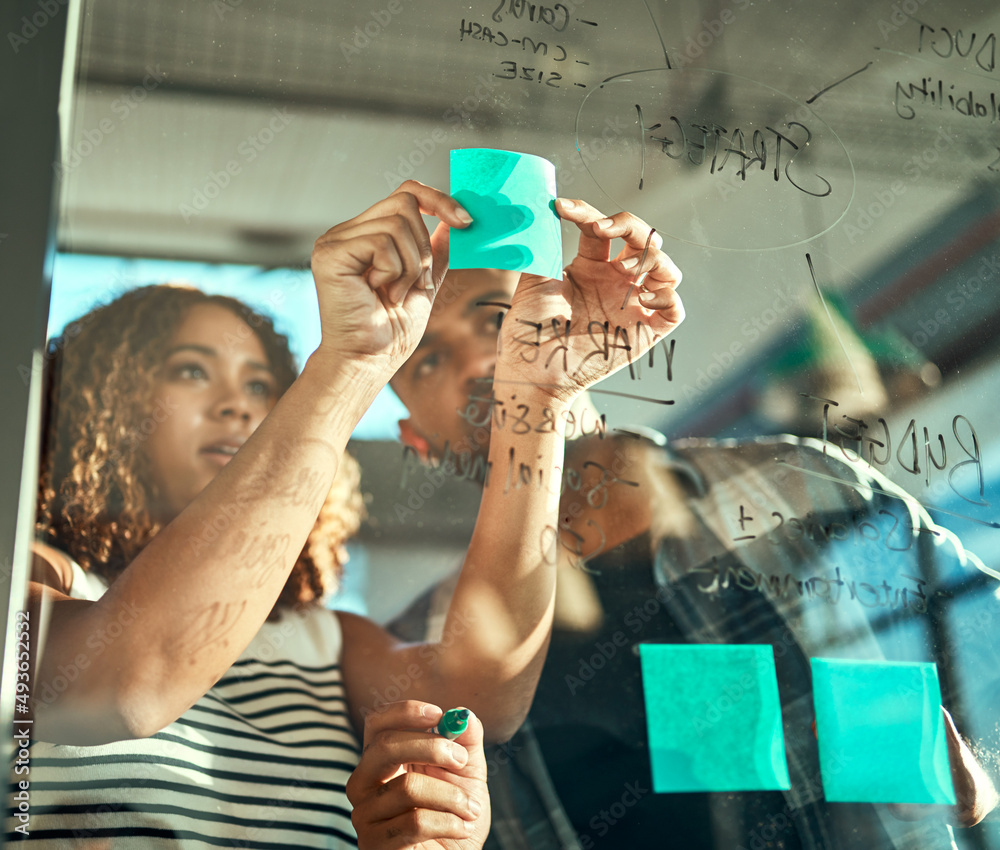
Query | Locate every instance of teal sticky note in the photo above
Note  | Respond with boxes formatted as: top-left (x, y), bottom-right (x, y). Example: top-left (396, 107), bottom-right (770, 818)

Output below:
top-left (638, 644), bottom-right (790, 793)
top-left (811, 658), bottom-right (955, 804)
top-left (449, 148), bottom-right (562, 278)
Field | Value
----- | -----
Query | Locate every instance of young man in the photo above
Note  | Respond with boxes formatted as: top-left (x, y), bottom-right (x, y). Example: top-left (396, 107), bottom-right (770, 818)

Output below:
top-left (389, 218), bottom-right (1000, 848)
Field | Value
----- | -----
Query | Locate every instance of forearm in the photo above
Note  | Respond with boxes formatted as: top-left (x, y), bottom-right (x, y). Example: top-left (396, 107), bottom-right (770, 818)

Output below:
top-left (432, 380), bottom-right (571, 738)
top-left (35, 351), bottom-right (383, 742)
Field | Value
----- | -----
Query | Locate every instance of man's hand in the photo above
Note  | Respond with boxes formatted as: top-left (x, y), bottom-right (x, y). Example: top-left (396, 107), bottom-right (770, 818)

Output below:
top-left (346, 701), bottom-right (491, 850)
top-left (498, 198), bottom-right (683, 403)
top-left (311, 181), bottom-right (473, 376)
top-left (889, 706), bottom-right (999, 827)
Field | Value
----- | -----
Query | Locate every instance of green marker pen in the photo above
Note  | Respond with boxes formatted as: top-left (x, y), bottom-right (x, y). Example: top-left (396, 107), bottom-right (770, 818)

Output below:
top-left (436, 708), bottom-right (470, 740)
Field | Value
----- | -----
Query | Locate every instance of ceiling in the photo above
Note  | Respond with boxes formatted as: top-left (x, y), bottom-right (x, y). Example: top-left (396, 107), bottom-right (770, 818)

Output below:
top-left (59, 0), bottom-right (1000, 261)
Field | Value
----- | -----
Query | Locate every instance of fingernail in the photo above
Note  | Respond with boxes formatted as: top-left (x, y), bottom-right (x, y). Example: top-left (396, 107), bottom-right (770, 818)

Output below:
top-left (558, 198), bottom-right (576, 210)
top-left (620, 256), bottom-right (638, 270)
top-left (595, 218), bottom-right (614, 229)
top-left (450, 744), bottom-right (467, 766)
top-left (420, 267), bottom-right (436, 290)
top-left (638, 290), bottom-right (656, 304)
top-left (455, 206), bottom-right (473, 224)
top-left (468, 797), bottom-right (482, 818)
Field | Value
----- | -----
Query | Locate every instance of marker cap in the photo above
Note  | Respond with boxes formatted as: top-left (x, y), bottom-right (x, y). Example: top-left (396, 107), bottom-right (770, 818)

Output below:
top-left (436, 707), bottom-right (470, 740)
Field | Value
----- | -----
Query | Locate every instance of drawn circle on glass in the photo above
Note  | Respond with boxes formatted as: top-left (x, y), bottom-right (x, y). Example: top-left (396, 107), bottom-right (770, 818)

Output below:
top-left (574, 67), bottom-right (856, 251)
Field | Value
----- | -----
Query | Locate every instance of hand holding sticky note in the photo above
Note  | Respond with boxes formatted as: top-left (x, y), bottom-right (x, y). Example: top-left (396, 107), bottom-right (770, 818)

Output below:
top-left (811, 658), bottom-right (956, 805)
top-left (449, 148), bottom-right (563, 279)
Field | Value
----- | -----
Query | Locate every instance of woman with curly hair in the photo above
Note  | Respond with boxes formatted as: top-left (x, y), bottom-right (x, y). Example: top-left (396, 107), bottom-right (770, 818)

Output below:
top-left (36, 284), bottom-right (363, 614)
top-left (16, 182), bottom-right (684, 849)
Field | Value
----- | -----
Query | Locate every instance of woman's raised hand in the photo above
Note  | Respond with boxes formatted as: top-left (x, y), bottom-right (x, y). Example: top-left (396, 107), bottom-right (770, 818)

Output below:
top-left (310, 181), bottom-right (472, 377)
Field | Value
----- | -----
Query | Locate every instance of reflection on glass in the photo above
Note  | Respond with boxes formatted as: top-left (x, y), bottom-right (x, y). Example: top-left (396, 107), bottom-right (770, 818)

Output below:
top-left (7, 0), bottom-right (1000, 848)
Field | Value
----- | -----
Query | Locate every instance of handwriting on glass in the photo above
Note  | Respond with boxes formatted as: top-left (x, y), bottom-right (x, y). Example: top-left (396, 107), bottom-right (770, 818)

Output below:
top-left (807, 394), bottom-right (988, 506)
top-left (636, 111), bottom-right (832, 198)
top-left (457, 0), bottom-right (597, 91)
top-left (895, 23), bottom-right (999, 121)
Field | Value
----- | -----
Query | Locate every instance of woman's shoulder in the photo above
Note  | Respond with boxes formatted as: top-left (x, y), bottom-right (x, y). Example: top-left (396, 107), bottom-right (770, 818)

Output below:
top-left (30, 541), bottom-right (108, 600)
top-left (245, 603), bottom-right (354, 668)
top-left (31, 541), bottom-right (76, 592)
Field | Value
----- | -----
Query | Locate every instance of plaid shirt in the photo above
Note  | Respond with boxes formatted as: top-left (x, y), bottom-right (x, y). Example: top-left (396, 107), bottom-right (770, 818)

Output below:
top-left (390, 434), bottom-right (998, 850)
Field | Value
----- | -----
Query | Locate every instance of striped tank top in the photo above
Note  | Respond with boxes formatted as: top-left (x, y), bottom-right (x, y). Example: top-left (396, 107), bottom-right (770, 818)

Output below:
top-left (8, 561), bottom-right (360, 848)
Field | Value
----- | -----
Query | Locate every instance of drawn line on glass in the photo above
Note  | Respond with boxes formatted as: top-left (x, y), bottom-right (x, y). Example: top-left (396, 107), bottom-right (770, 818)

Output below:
top-left (806, 252), bottom-right (863, 394)
top-left (634, 104), bottom-right (661, 192)
top-left (621, 227), bottom-right (656, 309)
top-left (636, 104), bottom-right (646, 191)
top-left (640, 0), bottom-right (671, 69)
top-left (774, 459), bottom-right (1000, 530)
top-left (873, 46), bottom-right (1000, 85)
top-left (575, 68), bottom-right (859, 253)
top-left (475, 376), bottom-right (674, 405)
top-left (590, 387), bottom-right (673, 405)
top-left (806, 61), bottom-right (873, 104)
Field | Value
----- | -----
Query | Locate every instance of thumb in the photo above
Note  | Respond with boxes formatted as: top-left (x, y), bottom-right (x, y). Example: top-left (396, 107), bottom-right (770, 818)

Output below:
top-left (450, 708), bottom-right (488, 782)
top-left (429, 221), bottom-right (451, 288)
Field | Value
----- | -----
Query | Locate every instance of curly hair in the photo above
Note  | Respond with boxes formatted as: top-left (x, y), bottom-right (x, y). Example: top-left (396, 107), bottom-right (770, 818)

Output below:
top-left (36, 283), bottom-right (364, 615)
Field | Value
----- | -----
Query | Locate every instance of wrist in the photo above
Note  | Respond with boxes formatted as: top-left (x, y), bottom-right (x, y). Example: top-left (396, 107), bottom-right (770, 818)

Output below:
top-left (492, 366), bottom-right (580, 412)
top-left (300, 348), bottom-right (386, 427)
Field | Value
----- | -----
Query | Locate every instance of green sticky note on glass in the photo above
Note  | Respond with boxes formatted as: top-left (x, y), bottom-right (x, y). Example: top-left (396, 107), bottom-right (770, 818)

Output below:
top-left (449, 148), bottom-right (562, 278)
top-left (638, 644), bottom-right (790, 793)
top-left (811, 658), bottom-right (955, 804)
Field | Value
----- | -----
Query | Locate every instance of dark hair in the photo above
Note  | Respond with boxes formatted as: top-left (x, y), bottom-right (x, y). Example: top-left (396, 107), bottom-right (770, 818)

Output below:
top-left (36, 283), bottom-right (363, 611)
